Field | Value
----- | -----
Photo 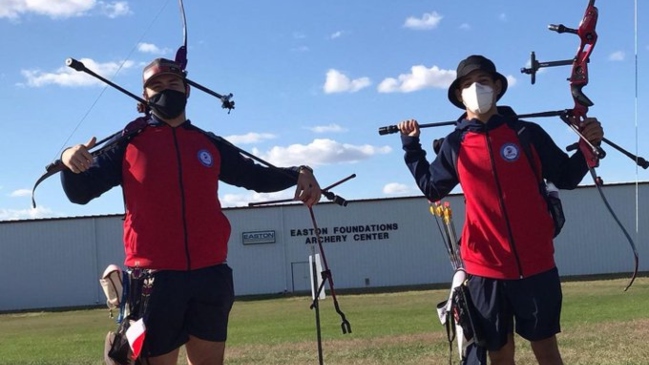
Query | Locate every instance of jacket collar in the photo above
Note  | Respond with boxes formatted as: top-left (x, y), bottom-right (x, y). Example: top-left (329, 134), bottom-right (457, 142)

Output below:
top-left (148, 114), bottom-right (192, 128)
top-left (454, 105), bottom-right (517, 132)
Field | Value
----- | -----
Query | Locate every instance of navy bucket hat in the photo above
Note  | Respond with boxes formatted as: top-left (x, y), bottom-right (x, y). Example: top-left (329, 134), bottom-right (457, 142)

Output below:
top-left (447, 55), bottom-right (508, 109)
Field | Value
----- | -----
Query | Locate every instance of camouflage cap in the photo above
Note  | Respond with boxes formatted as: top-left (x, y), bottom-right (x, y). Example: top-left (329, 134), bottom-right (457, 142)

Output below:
top-left (142, 58), bottom-right (185, 87)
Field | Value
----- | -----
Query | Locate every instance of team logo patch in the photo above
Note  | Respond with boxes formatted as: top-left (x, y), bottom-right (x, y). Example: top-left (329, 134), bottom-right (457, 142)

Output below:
top-left (500, 143), bottom-right (520, 162)
top-left (197, 149), bottom-right (213, 167)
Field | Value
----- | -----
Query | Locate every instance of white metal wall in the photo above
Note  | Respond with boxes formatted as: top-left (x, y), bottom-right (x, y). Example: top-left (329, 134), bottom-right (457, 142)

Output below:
top-left (554, 183), bottom-right (647, 276)
top-left (0, 182), bottom-right (647, 312)
top-left (0, 217), bottom-right (123, 311)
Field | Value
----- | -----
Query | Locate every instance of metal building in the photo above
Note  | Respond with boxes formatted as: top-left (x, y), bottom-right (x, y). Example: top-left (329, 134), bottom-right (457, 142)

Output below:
top-left (1, 182), bottom-right (647, 312)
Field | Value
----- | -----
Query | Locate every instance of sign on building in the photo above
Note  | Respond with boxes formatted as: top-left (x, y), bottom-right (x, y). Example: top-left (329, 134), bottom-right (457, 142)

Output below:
top-left (242, 230), bottom-right (276, 245)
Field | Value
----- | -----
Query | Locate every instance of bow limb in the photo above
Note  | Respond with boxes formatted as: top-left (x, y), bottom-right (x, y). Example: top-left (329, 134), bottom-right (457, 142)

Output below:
top-left (169, 0), bottom-right (236, 111)
top-left (588, 169), bottom-right (639, 291)
top-left (31, 161), bottom-right (67, 208)
top-left (31, 118), bottom-right (147, 209)
top-left (174, 0), bottom-right (188, 71)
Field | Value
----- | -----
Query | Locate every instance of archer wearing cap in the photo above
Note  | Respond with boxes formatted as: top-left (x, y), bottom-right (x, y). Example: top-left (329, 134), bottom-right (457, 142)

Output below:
top-left (58, 56), bottom-right (323, 364)
top-left (143, 58), bottom-right (186, 87)
top-left (137, 58), bottom-right (189, 122)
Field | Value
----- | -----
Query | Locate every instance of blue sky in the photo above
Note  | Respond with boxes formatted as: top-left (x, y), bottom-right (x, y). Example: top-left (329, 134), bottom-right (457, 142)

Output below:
top-left (0, 0), bottom-right (647, 220)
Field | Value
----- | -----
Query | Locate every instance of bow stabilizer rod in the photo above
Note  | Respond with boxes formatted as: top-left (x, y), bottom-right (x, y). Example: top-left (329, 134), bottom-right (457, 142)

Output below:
top-left (248, 174), bottom-right (356, 207)
top-left (520, 51), bottom-right (576, 85)
top-left (66, 58), bottom-right (235, 112)
top-left (377, 109), bottom-right (647, 169)
top-left (378, 120), bottom-right (455, 135)
top-left (66, 58), bottom-right (148, 107)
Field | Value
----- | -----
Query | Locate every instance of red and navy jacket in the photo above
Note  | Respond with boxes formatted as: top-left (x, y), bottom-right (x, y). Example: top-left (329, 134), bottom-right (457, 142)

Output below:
top-left (401, 107), bottom-right (589, 279)
top-left (61, 116), bottom-right (300, 271)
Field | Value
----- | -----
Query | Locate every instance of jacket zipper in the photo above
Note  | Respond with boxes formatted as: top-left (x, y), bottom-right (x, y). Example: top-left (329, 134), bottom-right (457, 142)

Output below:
top-left (485, 130), bottom-right (524, 278)
top-left (172, 128), bottom-right (192, 270)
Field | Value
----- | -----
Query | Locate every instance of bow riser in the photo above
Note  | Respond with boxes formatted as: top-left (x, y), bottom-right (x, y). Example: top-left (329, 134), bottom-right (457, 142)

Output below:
top-left (571, 1), bottom-right (600, 168)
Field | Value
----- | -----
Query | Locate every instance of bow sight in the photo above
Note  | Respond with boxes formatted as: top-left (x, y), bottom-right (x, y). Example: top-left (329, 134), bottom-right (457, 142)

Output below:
top-left (521, 0), bottom-right (602, 168)
top-left (520, 1), bottom-right (597, 109)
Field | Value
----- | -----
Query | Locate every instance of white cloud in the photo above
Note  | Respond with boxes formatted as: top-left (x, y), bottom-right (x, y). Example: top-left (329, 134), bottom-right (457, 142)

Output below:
top-left (9, 189), bottom-right (30, 197)
top-left (330, 31), bottom-right (344, 39)
top-left (293, 32), bottom-right (306, 39)
top-left (323, 69), bottom-right (371, 94)
top-left (499, 13), bottom-right (507, 22)
top-left (0, 0), bottom-right (129, 19)
top-left (100, 1), bottom-right (130, 18)
top-left (308, 124), bottom-right (348, 133)
top-left (382, 183), bottom-right (412, 195)
top-left (0, 206), bottom-right (57, 221)
top-left (137, 43), bottom-right (170, 55)
top-left (609, 51), bottom-right (625, 61)
top-left (506, 75), bottom-right (517, 87)
top-left (459, 23), bottom-right (471, 30)
top-left (378, 65), bottom-right (455, 93)
top-left (221, 191), bottom-right (294, 208)
top-left (19, 58), bottom-right (136, 88)
top-left (403, 11), bottom-right (443, 30)
top-left (255, 138), bottom-right (392, 167)
top-left (225, 132), bottom-right (277, 144)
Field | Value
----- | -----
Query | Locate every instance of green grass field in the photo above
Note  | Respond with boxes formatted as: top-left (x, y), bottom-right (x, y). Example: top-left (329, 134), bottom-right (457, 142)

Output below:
top-left (1, 277), bottom-right (648, 365)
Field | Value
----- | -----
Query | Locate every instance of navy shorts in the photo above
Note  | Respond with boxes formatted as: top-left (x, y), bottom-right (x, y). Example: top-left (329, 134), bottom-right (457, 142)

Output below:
top-left (467, 267), bottom-right (562, 351)
top-left (141, 264), bottom-right (235, 357)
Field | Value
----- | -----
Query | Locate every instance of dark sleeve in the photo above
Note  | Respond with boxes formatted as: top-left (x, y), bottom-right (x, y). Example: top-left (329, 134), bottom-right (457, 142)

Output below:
top-left (211, 135), bottom-right (299, 192)
top-left (60, 142), bottom-right (125, 204)
top-left (527, 122), bottom-right (589, 189)
top-left (401, 134), bottom-right (459, 201)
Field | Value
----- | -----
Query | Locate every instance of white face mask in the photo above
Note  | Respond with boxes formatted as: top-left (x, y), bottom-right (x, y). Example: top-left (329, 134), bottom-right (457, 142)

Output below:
top-left (461, 82), bottom-right (494, 115)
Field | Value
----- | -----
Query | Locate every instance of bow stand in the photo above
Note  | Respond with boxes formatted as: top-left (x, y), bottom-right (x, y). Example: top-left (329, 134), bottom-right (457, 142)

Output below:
top-left (250, 175), bottom-right (355, 365)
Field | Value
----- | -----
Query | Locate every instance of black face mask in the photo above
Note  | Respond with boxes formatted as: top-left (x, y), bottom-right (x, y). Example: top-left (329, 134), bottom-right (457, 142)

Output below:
top-left (148, 89), bottom-right (187, 120)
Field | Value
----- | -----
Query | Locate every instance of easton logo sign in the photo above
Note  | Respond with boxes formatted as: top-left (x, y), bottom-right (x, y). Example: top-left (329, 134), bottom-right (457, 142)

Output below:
top-left (242, 230), bottom-right (276, 245)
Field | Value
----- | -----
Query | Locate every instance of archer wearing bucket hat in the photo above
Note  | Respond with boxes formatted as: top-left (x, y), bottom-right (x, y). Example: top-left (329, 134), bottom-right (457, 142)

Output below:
top-left (447, 54), bottom-right (508, 110)
top-left (396, 54), bottom-right (605, 365)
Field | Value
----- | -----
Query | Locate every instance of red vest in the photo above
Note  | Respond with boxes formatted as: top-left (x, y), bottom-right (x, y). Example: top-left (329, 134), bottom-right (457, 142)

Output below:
top-left (122, 124), bottom-right (231, 270)
top-left (458, 123), bottom-right (555, 279)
